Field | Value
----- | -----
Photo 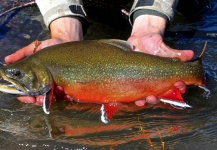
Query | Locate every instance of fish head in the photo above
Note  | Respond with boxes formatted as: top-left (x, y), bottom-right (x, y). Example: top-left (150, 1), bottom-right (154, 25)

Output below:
top-left (0, 57), bottom-right (53, 96)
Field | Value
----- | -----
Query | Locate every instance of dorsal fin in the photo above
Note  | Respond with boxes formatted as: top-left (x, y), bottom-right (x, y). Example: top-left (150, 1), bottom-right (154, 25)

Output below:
top-left (101, 39), bottom-right (134, 51)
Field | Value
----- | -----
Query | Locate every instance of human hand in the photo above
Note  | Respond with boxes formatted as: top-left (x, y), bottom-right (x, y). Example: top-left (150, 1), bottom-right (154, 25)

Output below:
top-left (129, 15), bottom-right (194, 106)
top-left (4, 17), bottom-right (83, 105)
top-left (128, 33), bottom-right (194, 61)
top-left (5, 38), bottom-right (68, 63)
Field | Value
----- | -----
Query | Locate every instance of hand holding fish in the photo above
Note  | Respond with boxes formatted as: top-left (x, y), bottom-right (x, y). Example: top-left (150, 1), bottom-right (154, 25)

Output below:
top-left (0, 39), bottom-right (204, 123)
top-left (4, 18), bottom-right (83, 105)
top-left (5, 18), bottom-right (83, 63)
top-left (128, 15), bottom-right (194, 61)
top-left (128, 15), bottom-right (195, 106)
top-left (0, 15), bottom-right (205, 124)
top-left (0, 1), bottom-right (206, 124)
top-left (4, 16), bottom-right (194, 107)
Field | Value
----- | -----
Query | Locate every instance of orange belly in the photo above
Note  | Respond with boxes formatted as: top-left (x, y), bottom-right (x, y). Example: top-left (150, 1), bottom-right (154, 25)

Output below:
top-left (62, 78), bottom-right (175, 103)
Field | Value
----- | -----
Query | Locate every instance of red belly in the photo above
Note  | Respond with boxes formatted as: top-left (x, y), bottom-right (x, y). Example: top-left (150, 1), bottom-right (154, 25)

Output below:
top-left (62, 79), bottom-right (174, 103)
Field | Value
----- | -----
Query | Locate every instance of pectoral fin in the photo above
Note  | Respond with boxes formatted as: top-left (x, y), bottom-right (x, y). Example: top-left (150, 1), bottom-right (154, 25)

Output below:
top-left (42, 83), bottom-right (54, 114)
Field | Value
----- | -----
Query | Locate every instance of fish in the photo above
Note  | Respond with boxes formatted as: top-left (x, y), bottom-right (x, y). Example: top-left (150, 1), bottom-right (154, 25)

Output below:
top-left (0, 39), bottom-right (205, 123)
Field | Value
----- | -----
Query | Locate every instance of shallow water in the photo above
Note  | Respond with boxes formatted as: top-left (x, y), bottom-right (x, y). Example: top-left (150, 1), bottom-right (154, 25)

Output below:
top-left (0, 0), bottom-right (217, 150)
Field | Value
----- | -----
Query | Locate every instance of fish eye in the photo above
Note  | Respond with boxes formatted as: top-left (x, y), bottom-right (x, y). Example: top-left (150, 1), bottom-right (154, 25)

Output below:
top-left (5, 69), bottom-right (21, 78)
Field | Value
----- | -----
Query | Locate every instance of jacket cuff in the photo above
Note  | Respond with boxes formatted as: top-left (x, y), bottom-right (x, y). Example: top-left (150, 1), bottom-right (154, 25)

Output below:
top-left (36, 0), bottom-right (89, 33)
top-left (129, 0), bottom-right (179, 25)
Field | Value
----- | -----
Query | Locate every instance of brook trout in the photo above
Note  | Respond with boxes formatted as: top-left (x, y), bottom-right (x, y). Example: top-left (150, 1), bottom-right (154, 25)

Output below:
top-left (0, 40), bottom-right (204, 123)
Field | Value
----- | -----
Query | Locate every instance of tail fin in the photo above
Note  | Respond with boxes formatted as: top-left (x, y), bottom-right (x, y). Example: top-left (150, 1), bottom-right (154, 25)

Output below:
top-left (199, 41), bottom-right (207, 59)
top-left (189, 41), bottom-right (206, 86)
top-left (191, 41), bottom-right (207, 62)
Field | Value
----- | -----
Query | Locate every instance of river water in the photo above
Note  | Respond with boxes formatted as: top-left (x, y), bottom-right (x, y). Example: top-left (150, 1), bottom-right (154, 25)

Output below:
top-left (0, 0), bottom-right (217, 150)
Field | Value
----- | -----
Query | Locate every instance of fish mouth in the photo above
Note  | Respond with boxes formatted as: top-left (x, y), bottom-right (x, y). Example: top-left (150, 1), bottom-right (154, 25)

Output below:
top-left (0, 76), bottom-right (51, 96)
top-left (0, 77), bottom-right (28, 95)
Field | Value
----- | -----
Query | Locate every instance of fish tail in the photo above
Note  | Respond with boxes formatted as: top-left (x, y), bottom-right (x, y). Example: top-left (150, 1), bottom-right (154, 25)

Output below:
top-left (199, 41), bottom-right (207, 59)
top-left (192, 41), bottom-right (207, 62)
top-left (187, 41), bottom-right (206, 86)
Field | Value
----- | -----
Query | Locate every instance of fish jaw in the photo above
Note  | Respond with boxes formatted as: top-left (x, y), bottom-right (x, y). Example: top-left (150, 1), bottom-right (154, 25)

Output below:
top-left (0, 69), bottom-right (27, 95)
top-left (0, 57), bottom-right (55, 114)
top-left (0, 84), bottom-right (26, 95)
top-left (0, 67), bottom-right (52, 96)
top-left (0, 67), bottom-right (54, 114)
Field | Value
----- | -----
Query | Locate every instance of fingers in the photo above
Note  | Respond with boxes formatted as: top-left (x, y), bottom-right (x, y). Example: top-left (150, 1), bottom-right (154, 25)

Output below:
top-left (135, 82), bottom-right (187, 107)
top-left (128, 35), bottom-right (194, 62)
top-left (35, 95), bottom-right (45, 105)
top-left (135, 100), bottom-right (146, 106)
top-left (4, 38), bottom-right (64, 64)
top-left (4, 40), bottom-right (42, 63)
top-left (146, 95), bottom-right (160, 104)
top-left (160, 43), bottom-right (194, 61)
top-left (17, 96), bottom-right (36, 104)
top-left (174, 81), bottom-right (187, 94)
top-left (135, 95), bottom-right (160, 106)
top-left (135, 81), bottom-right (186, 107)
top-left (129, 35), bottom-right (190, 107)
top-left (17, 95), bottom-right (44, 106)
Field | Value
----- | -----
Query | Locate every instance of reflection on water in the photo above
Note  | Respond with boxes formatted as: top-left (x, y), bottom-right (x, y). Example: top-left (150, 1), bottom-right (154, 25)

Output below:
top-left (0, 0), bottom-right (217, 149)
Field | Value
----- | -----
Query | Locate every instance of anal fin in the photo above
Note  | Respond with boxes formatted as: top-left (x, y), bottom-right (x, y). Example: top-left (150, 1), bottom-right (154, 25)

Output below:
top-left (160, 87), bottom-right (184, 102)
top-left (159, 87), bottom-right (192, 108)
top-left (159, 98), bottom-right (192, 108)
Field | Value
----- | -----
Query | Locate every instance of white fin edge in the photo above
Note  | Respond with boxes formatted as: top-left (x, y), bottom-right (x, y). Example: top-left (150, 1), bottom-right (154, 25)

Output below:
top-left (42, 94), bottom-right (50, 114)
top-left (159, 98), bottom-right (192, 108)
top-left (100, 104), bottom-right (108, 124)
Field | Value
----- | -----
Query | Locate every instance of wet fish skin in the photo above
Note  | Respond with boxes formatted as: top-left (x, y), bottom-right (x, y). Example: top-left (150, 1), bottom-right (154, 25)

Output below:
top-left (32, 40), bottom-right (203, 103)
top-left (0, 39), bottom-right (204, 116)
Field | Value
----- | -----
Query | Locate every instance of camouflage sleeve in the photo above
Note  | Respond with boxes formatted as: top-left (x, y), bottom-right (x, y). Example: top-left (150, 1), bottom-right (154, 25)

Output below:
top-left (129, 0), bottom-right (179, 25)
top-left (36, 0), bottom-right (89, 31)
